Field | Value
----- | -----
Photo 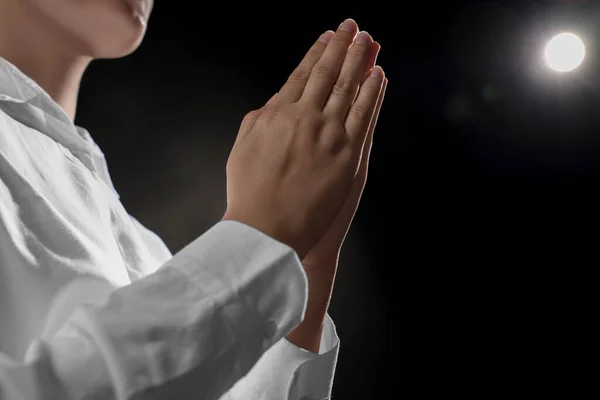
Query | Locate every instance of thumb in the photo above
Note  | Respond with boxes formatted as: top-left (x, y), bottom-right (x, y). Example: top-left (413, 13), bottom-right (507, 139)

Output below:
top-left (237, 109), bottom-right (262, 139)
top-left (266, 92), bottom-right (278, 106)
top-left (237, 93), bottom-right (278, 139)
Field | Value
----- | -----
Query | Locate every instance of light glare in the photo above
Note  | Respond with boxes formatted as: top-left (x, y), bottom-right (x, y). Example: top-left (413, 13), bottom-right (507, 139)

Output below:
top-left (544, 32), bottom-right (586, 72)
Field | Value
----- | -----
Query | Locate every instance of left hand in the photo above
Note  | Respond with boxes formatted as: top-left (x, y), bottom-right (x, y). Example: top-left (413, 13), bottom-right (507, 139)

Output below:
top-left (285, 23), bottom-right (388, 353)
top-left (302, 61), bottom-right (388, 269)
top-left (286, 70), bottom-right (387, 352)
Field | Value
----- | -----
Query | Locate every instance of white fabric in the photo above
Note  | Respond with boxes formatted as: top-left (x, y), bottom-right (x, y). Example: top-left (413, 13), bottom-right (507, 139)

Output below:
top-left (0, 56), bottom-right (340, 400)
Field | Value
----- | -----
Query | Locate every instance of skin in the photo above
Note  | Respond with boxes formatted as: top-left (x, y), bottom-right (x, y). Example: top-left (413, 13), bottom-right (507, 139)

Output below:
top-left (226, 20), bottom-right (388, 352)
top-left (0, 0), bottom-right (387, 354)
top-left (0, 0), bottom-right (153, 120)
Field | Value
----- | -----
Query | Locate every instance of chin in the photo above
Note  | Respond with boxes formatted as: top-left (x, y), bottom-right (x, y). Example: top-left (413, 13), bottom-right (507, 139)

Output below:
top-left (26, 0), bottom-right (153, 60)
top-left (95, 0), bottom-right (153, 59)
top-left (91, 18), bottom-right (149, 59)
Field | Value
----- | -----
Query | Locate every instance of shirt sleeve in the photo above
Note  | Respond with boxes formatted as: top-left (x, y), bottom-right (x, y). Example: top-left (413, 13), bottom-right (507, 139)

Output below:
top-left (131, 217), bottom-right (341, 400)
top-left (0, 221), bottom-right (310, 400)
top-left (222, 314), bottom-right (340, 400)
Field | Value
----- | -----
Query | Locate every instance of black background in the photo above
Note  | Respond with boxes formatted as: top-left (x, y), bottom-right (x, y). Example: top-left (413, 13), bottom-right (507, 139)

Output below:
top-left (76, 1), bottom-right (596, 397)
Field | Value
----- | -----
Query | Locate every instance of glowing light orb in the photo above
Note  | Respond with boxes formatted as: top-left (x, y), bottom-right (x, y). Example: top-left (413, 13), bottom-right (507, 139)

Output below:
top-left (544, 32), bottom-right (586, 72)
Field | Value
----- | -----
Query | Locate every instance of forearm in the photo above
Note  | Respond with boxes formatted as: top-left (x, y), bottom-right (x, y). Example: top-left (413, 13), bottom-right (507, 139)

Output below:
top-left (285, 257), bottom-right (338, 353)
top-left (0, 221), bottom-right (308, 400)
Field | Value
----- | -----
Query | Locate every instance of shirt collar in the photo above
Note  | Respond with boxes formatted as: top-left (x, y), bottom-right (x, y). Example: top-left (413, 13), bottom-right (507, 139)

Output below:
top-left (0, 56), bottom-right (75, 124)
top-left (0, 56), bottom-right (120, 197)
top-left (0, 56), bottom-right (103, 152)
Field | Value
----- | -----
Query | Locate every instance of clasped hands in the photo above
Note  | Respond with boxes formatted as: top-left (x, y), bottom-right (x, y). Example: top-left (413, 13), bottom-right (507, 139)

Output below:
top-left (222, 17), bottom-right (387, 352)
top-left (224, 18), bottom-right (387, 267)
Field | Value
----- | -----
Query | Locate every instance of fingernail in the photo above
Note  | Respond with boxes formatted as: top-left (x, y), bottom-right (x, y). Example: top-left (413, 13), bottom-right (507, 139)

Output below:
top-left (339, 18), bottom-right (356, 32)
top-left (374, 42), bottom-right (382, 61)
top-left (355, 31), bottom-right (371, 45)
top-left (319, 31), bottom-right (334, 43)
top-left (370, 65), bottom-right (384, 78)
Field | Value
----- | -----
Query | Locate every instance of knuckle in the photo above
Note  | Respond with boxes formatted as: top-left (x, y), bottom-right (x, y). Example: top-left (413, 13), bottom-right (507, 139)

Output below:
top-left (281, 105), bottom-right (319, 136)
top-left (298, 101), bottom-right (321, 117)
top-left (311, 63), bottom-right (336, 80)
top-left (349, 103), bottom-right (370, 121)
top-left (306, 46), bottom-right (323, 60)
top-left (287, 68), bottom-right (311, 83)
top-left (297, 106), bottom-right (323, 130)
top-left (320, 123), bottom-right (349, 153)
top-left (289, 111), bottom-right (303, 128)
top-left (262, 107), bottom-right (281, 125)
top-left (265, 105), bottom-right (302, 128)
top-left (347, 45), bottom-right (367, 57)
top-left (243, 109), bottom-right (260, 122)
top-left (331, 76), bottom-right (355, 97)
top-left (329, 34), bottom-right (350, 45)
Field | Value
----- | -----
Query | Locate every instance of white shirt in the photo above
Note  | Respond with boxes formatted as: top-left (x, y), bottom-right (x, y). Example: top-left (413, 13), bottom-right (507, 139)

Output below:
top-left (0, 56), bottom-right (339, 400)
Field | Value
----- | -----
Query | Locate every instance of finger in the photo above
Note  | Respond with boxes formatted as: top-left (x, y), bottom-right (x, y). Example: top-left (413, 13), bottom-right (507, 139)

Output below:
top-left (299, 18), bottom-right (359, 108)
top-left (346, 65), bottom-right (385, 147)
top-left (361, 41), bottom-right (381, 87)
top-left (274, 30), bottom-right (334, 104)
top-left (349, 41), bottom-right (380, 107)
top-left (334, 79), bottom-right (388, 234)
top-left (236, 110), bottom-right (260, 142)
top-left (239, 90), bottom-right (281, 138)
top-left (322, 31), bottom-right (373, 118)
top-left (238, 91), bottom-right (278, 139)
top-left (357, 77), bottom-right (388, 178)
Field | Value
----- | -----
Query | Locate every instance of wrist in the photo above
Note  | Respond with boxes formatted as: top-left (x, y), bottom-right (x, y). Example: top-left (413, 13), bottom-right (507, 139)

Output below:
top-left (285, 254), bottom-right (338, 353)
top-left (300, 262), bottom-right (336, 325)
top-left (222, 210), bottom-right (309, 259)
top-left (301, 253), bottom-right (339, 285)
top-left (286, 317), bottom-right (325, 353)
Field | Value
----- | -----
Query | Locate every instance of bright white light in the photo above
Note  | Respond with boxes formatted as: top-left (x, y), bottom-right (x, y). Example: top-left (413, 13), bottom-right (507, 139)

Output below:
top-left (544, 32), bottom-right (586, 72)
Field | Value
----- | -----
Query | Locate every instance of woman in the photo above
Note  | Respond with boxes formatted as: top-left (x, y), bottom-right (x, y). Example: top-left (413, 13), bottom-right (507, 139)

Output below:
top-left (0, 0), bottom-right (387, 398)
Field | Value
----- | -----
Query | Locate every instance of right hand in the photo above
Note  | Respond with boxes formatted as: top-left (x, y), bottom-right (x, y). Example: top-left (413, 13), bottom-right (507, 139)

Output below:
top-left (223, 18), bottom-right (385, 259)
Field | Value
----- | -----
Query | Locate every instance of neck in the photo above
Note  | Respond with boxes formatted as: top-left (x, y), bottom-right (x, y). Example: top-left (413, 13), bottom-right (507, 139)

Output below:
top-left (0, 1), bottom-right (92, 122)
